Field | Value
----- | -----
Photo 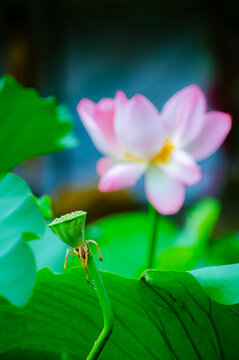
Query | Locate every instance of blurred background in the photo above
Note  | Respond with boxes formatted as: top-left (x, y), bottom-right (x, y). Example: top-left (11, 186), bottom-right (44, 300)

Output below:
top-left (0, 0), bottom-right (238, 230)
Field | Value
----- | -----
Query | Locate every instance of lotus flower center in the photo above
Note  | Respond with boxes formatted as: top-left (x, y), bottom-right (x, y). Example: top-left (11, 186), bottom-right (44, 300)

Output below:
top-left (123, 138), bottom-right (174, 164)
top-left (151, 138), bottom-right (174, 164)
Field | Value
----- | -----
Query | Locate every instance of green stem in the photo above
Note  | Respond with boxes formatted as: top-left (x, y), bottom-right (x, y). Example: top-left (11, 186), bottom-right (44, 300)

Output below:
top-left (86, 252), bottom-right (114, 360)
top-left (146, 204), bottom-right (158, 269)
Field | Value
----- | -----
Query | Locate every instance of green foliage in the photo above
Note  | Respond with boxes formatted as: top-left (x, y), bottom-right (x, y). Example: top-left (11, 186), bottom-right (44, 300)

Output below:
top-left (0, 74), bottom-right (237, 358)
top-left (0, 74), bottom-right (78, 305)
top-left (31, 194), bottom-right (53, 220)
top-left (29, 226), bottom-right (67, 273)
top-left (0, 173), bottom-right (46, 305)
top-left (155, 198), bottom-right (221, 270)
top-left (83, 212), bottom-right (178, 277)
top-left (0, 266), bottom-right (239, 359)
top-left (0, 75), bottom-right (78, 175)
top-left (77, 198), bottom-right (221, 277)
top-left (190, 263), bottom-right (239, 305)
top-left (200, 232), bottom-right (239, 267)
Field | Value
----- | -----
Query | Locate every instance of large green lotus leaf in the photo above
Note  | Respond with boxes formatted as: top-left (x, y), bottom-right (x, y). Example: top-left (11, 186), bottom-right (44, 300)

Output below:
top-left (0, 173), bottom-right (46, 305)
top-left (1, 349), bottom-right (60, 360)
top-left (0, 266), bottom-right (239, 359)
top-left (0, 75), bottom-right (78, 174)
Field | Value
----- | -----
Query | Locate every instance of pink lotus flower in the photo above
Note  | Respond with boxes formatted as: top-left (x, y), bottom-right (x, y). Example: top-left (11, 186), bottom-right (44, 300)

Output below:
top-left (77, 86), bottom-right (232, 215)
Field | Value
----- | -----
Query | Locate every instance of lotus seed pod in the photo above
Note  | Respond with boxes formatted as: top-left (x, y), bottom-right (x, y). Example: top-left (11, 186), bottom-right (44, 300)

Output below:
top-left (48, 210), bottom-right (87, 248)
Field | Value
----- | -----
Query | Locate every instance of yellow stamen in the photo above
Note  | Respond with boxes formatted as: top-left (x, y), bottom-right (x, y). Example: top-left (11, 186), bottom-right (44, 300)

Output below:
top-left (124, 152), bottom-right (134, 160)
top-left (123, 152), bottom-right (145, 163)
top-left (123, 138), bottom-right (174, 165)
top-left (151, 138), bottom-right (174, 164)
